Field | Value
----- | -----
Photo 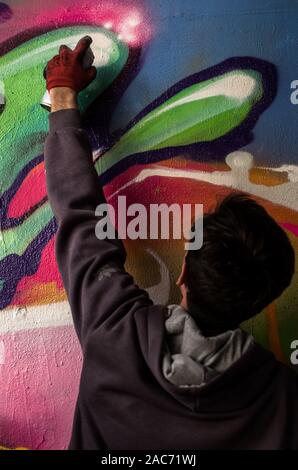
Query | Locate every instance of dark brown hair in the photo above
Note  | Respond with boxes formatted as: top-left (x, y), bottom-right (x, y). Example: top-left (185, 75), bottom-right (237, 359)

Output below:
top-left (185, 193), bottom-right (295, 335)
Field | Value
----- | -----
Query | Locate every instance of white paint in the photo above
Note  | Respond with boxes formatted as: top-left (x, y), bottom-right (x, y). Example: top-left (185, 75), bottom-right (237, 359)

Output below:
top-left (259, 164), bottom-right (298, 183)
top-left (0, 341), bottom-right (5, 364)
top-left (226, 150), bottom-right (256, 188)
top-left (2, 30), bottom-right (118, 77)
top-left (108, 153), bottom-right (298, 211)
top-left (174, 73), bottom-right (256, 103)
top-left (127, 14), bottom-right (142, 28)
top-left (103, 22), bottom-right (113, 30)
top-left (92, 149), bottom-right (103, 162)
top-left (108, 165), bottom-right (236, 201)
top-left (122, 33), bottom-right (137, 43)
top-left (149, 72), bottom-right (257, 121)
top-left (0, 301), bottom-right (72, 334)
top-left (226, 151), bottom-right (254, 170)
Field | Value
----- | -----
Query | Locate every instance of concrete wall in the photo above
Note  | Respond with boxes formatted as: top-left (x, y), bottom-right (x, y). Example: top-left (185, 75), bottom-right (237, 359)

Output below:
top-left (0, 0), bottom-right (297, 449)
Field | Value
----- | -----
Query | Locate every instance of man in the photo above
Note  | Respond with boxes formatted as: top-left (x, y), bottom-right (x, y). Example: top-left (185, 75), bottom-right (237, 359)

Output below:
top-left (44, 36), bottom-right (297, 450)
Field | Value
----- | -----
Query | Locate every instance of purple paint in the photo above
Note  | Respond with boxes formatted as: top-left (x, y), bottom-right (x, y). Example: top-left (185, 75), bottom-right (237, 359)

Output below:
top-left (0, 219), bottom-right (57, 309)
top-left (0, 3), bottom-right (12, 23)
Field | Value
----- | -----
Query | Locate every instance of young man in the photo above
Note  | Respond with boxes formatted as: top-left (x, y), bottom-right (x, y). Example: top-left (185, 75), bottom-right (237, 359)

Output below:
top-left (44, 36), bottom-right (297, 450)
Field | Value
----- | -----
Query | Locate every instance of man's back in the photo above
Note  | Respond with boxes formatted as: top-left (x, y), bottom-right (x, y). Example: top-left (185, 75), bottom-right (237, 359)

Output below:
top-left (44, 108), bottom-right (298, 451)
top-left (70, 302), bottom-right (298, 450)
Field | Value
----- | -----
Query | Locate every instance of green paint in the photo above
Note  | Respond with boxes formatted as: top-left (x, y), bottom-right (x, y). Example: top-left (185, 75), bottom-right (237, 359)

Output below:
top-left (0, 25), bottom-right (128, 271)
top-left (96, 70), bottom-right (263, 175)
top-left (0, 25), bottom-right (129, 193)
top-left (0, 203), bottom-right (53, 258)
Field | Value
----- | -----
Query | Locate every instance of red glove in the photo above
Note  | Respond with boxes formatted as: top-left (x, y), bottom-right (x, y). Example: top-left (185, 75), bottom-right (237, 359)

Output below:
top-left (44, 36), bottom-right (97, 92)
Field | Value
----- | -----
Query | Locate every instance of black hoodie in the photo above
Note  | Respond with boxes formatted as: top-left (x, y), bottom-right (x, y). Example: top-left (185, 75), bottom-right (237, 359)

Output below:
top-left (44, 109), bottom-right (298, 450)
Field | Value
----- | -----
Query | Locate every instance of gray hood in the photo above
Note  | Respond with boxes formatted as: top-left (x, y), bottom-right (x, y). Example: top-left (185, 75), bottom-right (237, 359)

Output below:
top-left (162, 305), bottom-right (254, 389)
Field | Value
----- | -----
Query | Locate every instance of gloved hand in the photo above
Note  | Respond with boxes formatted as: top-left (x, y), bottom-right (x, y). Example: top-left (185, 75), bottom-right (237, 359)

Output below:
top-left (44, 36), bottom-right (97, 92)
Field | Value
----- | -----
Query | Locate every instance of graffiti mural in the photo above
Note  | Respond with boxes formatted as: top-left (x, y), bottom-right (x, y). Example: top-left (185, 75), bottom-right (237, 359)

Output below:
top-left (0, 0), bottom-right (297, 449)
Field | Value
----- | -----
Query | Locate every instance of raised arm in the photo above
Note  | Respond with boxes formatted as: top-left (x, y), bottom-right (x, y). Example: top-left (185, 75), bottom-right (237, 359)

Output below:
top-left (44, 37), bottom-right (151, 346)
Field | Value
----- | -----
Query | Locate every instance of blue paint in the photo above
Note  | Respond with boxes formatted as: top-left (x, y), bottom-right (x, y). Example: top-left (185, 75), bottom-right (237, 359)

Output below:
top-left (111, 0), bottom-right (298, 166)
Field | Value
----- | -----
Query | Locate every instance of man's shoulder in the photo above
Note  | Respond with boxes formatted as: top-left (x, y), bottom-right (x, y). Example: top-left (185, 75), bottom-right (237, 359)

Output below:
top-left (253, 342), bottom-right (298, 389)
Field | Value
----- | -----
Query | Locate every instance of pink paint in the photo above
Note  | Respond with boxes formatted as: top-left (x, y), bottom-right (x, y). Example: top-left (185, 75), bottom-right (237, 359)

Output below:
top-left (0, 325), bottom-right (81, 450)
top-left (281, 222), bottom-right (298, 238)
top-left (8, 162), bottom-right (46, 218)
top-left (0, 0), bottom-right (152, 47)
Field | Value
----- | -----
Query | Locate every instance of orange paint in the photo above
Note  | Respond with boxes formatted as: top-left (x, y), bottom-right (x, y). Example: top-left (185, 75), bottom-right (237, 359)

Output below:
top-left (249, 168), bottom-right (289, 186)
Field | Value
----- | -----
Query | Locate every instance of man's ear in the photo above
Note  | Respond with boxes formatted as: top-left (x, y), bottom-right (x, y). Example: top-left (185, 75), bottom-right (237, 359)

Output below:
top-left (176, 256), bottom-right (187, 287)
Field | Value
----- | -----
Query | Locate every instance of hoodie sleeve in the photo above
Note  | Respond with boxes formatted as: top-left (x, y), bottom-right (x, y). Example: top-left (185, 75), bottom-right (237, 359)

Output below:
top-left (44, 109), bottom-right (151, 347)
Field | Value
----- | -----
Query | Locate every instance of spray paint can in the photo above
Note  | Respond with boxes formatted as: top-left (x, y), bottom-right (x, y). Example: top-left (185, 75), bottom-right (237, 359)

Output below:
top-left (40, 46), bottom-right (95, 111)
